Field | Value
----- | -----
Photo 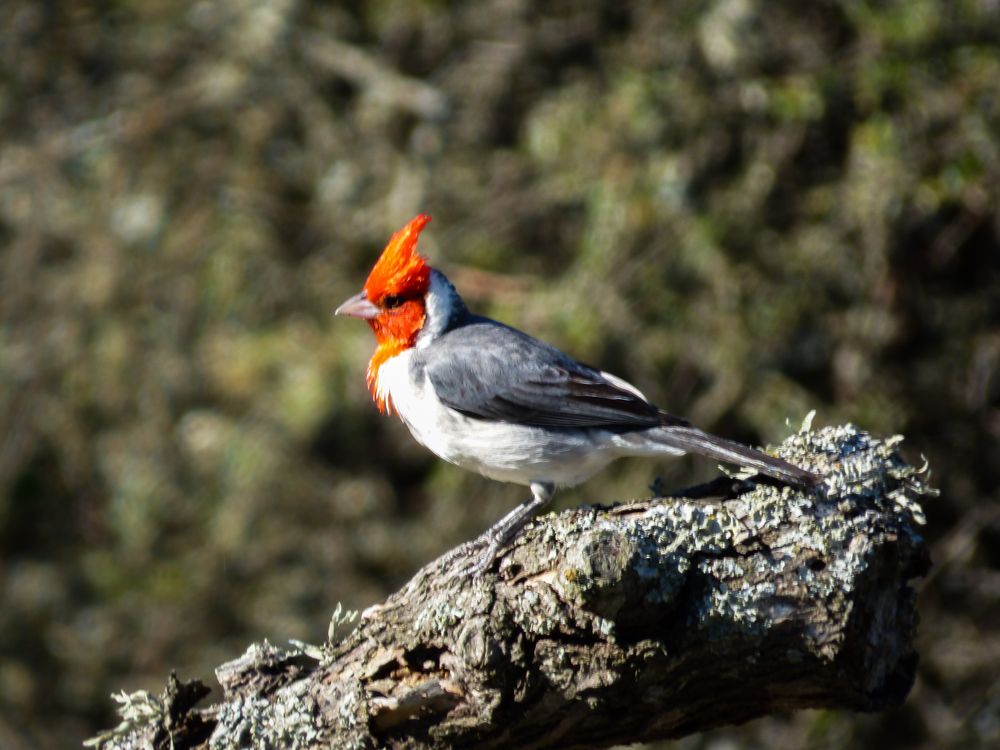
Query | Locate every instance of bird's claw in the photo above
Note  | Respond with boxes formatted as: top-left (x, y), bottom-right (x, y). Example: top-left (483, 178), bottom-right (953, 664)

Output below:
top-left (436, 530), bottom-right (505, 579)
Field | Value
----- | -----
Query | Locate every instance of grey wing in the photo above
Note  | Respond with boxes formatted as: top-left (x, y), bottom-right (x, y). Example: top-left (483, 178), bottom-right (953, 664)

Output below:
top-left (419, 319), bottom-right (679, 432)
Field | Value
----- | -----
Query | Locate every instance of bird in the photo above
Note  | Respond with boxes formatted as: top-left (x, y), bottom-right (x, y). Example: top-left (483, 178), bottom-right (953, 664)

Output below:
top-left (336, 215), bottom-right (820, 571)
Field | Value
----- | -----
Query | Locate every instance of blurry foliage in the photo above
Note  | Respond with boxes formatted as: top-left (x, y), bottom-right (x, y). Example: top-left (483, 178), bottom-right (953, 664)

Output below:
top-left (0, 0), bottom-right (998, 748)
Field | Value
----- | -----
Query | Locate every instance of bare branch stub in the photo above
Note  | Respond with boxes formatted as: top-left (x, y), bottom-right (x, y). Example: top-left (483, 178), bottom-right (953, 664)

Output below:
top-left (88, 423), bottom-right (933, 750)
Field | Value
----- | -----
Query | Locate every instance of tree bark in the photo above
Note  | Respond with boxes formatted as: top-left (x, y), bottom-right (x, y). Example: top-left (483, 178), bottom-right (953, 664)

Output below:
top-left (86, 422), bottom-right (932, 750)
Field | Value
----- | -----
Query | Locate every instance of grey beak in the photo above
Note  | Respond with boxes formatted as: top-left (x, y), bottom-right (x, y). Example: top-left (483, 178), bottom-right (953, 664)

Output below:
top-left (335, 291), bottom-right (380, 319)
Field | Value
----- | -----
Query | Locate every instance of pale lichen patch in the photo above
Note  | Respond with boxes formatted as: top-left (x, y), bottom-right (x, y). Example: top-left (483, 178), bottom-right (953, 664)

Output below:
top-left (530, 421), bottom-right (935, 655)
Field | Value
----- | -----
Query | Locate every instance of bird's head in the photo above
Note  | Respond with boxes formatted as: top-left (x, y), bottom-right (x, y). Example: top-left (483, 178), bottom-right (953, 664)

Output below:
top-left (336, 214), bottom-right (434, 412)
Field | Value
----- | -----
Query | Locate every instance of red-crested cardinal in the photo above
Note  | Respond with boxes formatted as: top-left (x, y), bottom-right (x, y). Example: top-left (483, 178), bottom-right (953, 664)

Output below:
top-left (337, 215), bottom-right (819, 570)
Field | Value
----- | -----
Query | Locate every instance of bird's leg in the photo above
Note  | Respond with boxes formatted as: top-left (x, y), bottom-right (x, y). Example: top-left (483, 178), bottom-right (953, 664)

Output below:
top-left (485, 481), bottom-right (553, 553)
top-left (442, 482), bottom-right (554, 576)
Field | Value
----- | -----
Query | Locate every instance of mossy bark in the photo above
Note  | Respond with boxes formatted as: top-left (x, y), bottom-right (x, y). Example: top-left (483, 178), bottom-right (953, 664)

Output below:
top-left (88, 422), bottom-right (932, 750)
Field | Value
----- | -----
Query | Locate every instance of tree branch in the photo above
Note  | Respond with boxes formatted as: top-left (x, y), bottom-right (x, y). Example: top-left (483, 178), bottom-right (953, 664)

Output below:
top-left (87, 421), bottom-right (932, 750)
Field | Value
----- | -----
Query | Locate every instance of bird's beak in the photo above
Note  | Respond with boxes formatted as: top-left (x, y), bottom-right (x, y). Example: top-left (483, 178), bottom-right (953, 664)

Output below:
top-left (335, 291), bottom-right (380, 319)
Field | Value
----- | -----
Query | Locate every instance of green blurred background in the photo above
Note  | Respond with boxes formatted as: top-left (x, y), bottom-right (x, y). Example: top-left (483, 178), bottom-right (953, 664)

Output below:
top-left (1, 1), bottom-right (997, 748)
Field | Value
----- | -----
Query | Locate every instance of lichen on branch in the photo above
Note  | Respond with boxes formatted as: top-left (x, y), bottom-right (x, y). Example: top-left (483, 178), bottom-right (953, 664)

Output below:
top-left (88, 420), bottom-right (933, 750)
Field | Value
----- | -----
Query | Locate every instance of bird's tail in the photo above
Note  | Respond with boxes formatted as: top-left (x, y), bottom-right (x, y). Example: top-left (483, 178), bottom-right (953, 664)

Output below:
top-left (656, 424), bottom-right (820, 488)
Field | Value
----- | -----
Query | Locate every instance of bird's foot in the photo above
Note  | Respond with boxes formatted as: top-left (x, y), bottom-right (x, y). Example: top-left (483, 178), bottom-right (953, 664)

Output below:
top-left (436, 528), bottom-right (506, 579)
top-left (434, 482), bottom-right (554, 581)
top-left (648, 475), bottom-right (665, 497)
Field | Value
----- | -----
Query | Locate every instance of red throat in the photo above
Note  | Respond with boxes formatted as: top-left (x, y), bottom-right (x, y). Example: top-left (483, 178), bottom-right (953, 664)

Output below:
top-left (364, 299), bottom-right (425, 414)
top-left (362, 215), bottom-right (433, 413)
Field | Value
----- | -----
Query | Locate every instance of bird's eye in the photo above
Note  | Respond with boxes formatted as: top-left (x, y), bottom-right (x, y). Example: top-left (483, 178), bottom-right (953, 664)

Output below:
top-left (383, 295), bottom-right (404, 309)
